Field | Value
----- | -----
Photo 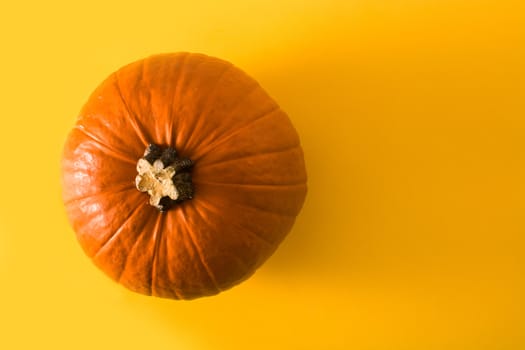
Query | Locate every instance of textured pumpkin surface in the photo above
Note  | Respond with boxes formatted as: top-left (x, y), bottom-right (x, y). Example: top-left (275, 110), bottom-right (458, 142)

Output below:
top-left (61, 52), bottom-right (307, 299)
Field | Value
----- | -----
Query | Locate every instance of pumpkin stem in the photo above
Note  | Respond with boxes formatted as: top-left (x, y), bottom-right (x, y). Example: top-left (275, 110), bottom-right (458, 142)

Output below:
top-left (135, 143), bottom-right (194, 211)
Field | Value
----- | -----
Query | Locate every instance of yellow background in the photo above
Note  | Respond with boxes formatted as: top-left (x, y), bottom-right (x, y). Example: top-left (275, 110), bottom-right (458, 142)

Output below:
top-left (0, 0), bottom-right (524, 349)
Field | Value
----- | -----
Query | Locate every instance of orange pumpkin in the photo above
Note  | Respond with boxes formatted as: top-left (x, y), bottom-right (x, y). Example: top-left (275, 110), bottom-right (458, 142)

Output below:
top-left (61, 52), bottom-right (307, 299)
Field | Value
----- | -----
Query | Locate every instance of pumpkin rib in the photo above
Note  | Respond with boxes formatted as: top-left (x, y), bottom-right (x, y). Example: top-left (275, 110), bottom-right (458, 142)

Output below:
top-left (169, 54), bottom-right (214, 148)
top-left (136, 58), bottom-right (154, 142)
top-left (152, 215), bottom-right (186, 300)
top-left (195, 199), bottom-right (274, 246)
top-left (186, 202), bottom-right (253, 289)
top-left (92, 201), bottom-right (148, 260)
top-left (196, 182), bottom-right (307, 217)
top-left (168, 53), bottom-right (191, 147)
top-left (196, 144), bottom-right (301, 170)
top-left (194, 181), bottom-right (308, 189)
top-left (73, 126), bottom-right (137, 165)
top-left (137, 57), bottom-right (166, 144)
top-left (163, 56), bottom-right (176, 146)
top-left (196, 183), bottom-right (304, 217)
top-left (215, 196), bottom-right (297, 219)
top-left (185, 77), bottom-right (261, 152)
top-left (149, 213), bottom-right (164, 296)
top-left (166, 212), bottom-right (211, 299)
top-left (158, 214), bottom-right (184, 299)
top-left (63, 182), bottom-right (135, 206)
top-left (113, 71), bottom-right (149, 148)
top-left (177, 207), bottom-right (221, 294)
top-left (192, 104), bottom-right (280, 162)
top-left (184, 62), bottom-right (233, 149)
top-left (116, 215), bottom-right (152, 284)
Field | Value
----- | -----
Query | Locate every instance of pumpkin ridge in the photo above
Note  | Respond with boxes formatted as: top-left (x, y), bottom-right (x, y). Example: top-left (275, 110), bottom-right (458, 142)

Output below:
top-left (194, 199), bottom-right (274, 246)
top-left (177, 207), bottom-right (221, 294)
top-left (185, 73), bottom-right (260, 151)
top-left (138, 58), bottom-right (166, 144)
top-left (157, 214), bottom-right (184, 299)
top-left (116, 211), bottom-right (154, 284)
top-left (92, 201), bottom-right (148, 259)
top-left (167, 53), bottom-right (191, 146)
top-left (194, 181), bottom-right (308, 189)
top-left (192, 104), bottom-right (280, 162)
top-left (165, 52), bottom-right (190, 146)
top-left (199, 194), bottom-right (297, 220)
top-left (73, 125), bottom-right (136, 165)
top-left (186, 201), bottom-right (258, 288)
top-left (197, 144), bottom-right (301, 169)
top-left (64, 182), bottom-right (136, 206)
top-left (149, 213), bottom-right (164, 296)
top-left (170, 54), bottom-right (216, 148)
top-left (195, 183), bottom-right (303, 217)
top-left (166, 212), bottom-right (207, 299)
top-left (136, 58), bottom-right (157, 142)
top-left (113, 72), bottom-right (149, 148)
top-left (184, 62), bottom-right (233, 150)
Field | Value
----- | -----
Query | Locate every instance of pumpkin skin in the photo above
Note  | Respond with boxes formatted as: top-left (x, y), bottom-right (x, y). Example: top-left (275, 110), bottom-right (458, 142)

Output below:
top-left (61, 52), bottom-right (307, 299)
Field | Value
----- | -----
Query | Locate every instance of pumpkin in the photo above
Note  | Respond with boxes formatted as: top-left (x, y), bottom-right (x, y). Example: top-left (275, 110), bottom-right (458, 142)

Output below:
top-left (61, 52), bottom-right (307, 299)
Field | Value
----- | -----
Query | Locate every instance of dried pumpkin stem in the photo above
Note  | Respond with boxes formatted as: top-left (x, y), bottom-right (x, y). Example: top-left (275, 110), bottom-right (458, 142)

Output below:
top-left (135, 143), bottom-right (194, 211)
